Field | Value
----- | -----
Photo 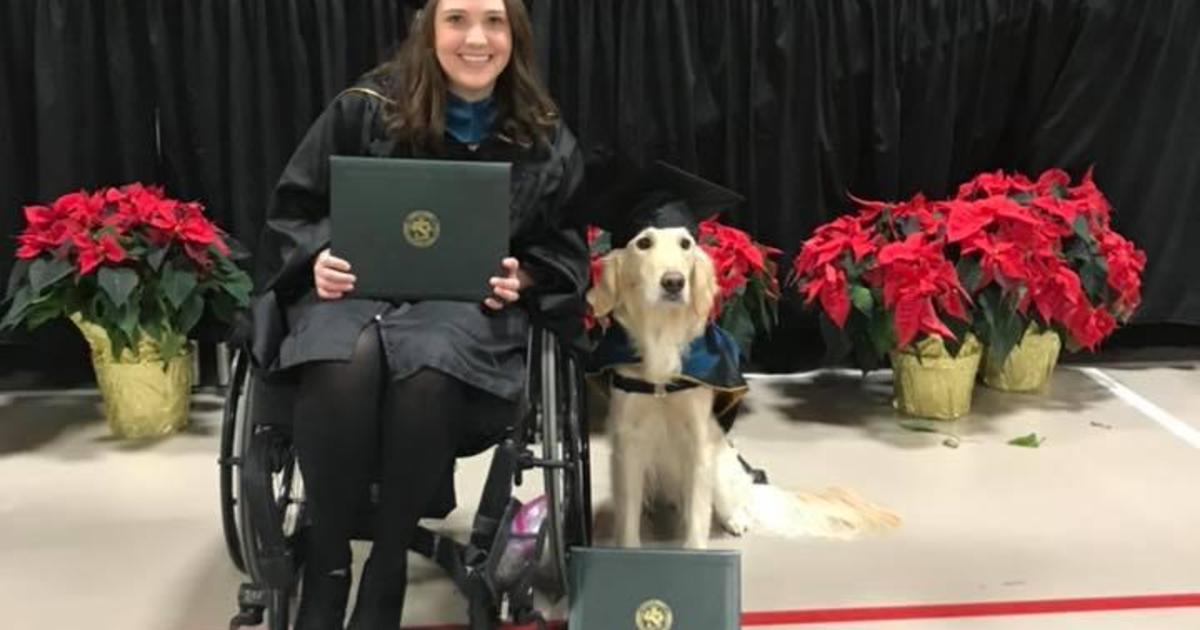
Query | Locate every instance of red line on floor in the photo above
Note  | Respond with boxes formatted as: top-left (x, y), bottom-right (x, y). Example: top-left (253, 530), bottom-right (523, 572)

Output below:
top-left (740, 593), bottom-right (1200, 625)
top-left (402, 593), bottom-right (1200, 629)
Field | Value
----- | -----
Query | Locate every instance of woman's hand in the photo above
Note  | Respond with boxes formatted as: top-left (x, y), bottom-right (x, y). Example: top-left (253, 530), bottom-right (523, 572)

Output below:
top-left (313, 249), bottom-right (356, 300)
top-left (484, 257), bottom-right (532, 310)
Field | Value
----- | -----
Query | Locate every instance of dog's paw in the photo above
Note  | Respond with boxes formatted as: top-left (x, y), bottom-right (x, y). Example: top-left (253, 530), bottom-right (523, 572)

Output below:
top-left (720, 508), bottom-right (753, 536)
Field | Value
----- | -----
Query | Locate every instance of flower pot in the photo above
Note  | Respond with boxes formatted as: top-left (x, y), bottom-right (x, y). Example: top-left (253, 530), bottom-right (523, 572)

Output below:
top-left (983, 327), bottom-right (1061, 393)
top-left (889, 334), bottom-right (982, 421)
top-left (71, 314), bottom-right (192, 438)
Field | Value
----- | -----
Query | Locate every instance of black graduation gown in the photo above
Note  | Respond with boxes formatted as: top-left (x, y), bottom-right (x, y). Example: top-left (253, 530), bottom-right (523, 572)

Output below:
top-left (251, 84), bottom-right (588, 411)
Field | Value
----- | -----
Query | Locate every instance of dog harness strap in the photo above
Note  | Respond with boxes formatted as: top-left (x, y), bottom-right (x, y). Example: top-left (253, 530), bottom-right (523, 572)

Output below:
top-left (610, 372), bottom-right (699, 398)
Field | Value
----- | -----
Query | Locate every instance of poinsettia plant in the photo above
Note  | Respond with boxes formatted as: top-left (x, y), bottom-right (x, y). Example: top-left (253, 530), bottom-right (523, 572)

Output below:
top-left (792, 167), bottom-right (1146, 370)
top-left (946, 168), bottom-right (1145, 363)
top-left (586, 219), bottom-right (782, 357)
top-left (2, 183), bottom-right (252, 360)
top-left (791, 195), bottom-right (974, 371)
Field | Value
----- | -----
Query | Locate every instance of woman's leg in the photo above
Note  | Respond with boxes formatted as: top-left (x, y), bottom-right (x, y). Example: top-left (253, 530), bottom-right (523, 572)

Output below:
top-left (347, 368), bottom-right (488, 629)
top-left (293, 325), bottom-right (385, 629)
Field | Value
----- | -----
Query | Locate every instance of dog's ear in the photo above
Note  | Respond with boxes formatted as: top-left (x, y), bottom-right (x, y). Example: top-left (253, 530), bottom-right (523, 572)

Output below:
top-left (587, 250), bottom-right (622, 318)
top-left (689, 248), bottom-right (718, 327)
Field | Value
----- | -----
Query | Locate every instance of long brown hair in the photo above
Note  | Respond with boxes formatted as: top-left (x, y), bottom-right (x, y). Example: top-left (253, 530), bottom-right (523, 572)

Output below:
top-left (372, 0), bottom-right (559, 152)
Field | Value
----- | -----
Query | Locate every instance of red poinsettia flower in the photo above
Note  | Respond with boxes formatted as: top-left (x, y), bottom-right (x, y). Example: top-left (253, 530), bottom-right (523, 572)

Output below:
top-left (800, 263), bottom-right (850, 327)
top-left (794, 215), bottom-right (876, 272)
top-left (871, 233), bottom-right (970, 349)
top-left (148, 199), bottom-right (231, 263)
top-left (957, 170), bottom-right (1043, 201)
top-left (1098, 230), bottom-right (1147, 318)
top-left (699, 218), bottom-right (782, 312)
top-left (72, 232), bottom-right (128, 275)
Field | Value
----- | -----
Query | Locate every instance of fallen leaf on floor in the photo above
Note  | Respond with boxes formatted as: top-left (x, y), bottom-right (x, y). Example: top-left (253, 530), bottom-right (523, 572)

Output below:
top-left (942, 436), bottom-right (960, 449)
top-left (1090, 421), bottom-right (1113, 430)
top-left (899, 421), bottom-right (939, 433)
top-left (1008, 433), bottom-right (1045, 448)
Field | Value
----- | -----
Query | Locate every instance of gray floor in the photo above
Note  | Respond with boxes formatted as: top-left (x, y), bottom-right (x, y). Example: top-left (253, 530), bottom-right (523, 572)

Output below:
top-left (1, 361), bottom-right (1199, 629)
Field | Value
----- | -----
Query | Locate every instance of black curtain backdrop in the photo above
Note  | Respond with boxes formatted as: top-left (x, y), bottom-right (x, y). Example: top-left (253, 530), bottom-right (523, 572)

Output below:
top-left (2, 0), bottom-right (1198, 383)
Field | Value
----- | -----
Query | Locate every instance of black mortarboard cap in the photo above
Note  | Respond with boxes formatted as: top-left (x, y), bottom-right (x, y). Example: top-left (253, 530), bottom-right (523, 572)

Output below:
top-left (596, 161), bottom-right (745, 248)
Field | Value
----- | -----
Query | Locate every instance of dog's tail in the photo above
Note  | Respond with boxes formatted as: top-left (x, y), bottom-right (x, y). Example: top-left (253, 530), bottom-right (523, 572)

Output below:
top-left (743, 484), bottom-right (901, 540)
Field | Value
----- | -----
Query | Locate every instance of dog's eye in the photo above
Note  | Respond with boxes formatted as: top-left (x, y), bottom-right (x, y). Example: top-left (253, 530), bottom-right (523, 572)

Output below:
top-left (635, 236), bottom-right (653, 250)
top-left (680, 238), bottom-right (692, 250)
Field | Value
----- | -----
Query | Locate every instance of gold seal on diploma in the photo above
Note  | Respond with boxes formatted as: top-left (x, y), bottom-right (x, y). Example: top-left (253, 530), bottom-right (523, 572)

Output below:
top-left (403, 210), bottom-right (440, 248)
top-left (634, 599), bottom-right (673, 630)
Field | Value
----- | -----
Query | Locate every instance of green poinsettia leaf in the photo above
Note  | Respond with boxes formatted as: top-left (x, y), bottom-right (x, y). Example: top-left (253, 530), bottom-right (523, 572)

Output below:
top-left (943, 317), bottom-right (974, 357)
top-left (720, 299), bottom-right (756, 360)
top-left (6, 259), bottom-right (31, 300)
top-left (1, 285), bottom-right (33, 330)
top-left (899, 421), bottom-right (940, 433)
top-left (1072, 215), bottom-right (1093, 243)
top-left (117, 301), bottom-right (140, 341)
top-left (1008, 433), bottom-right (1045, 448)
top-left (956, 256), bottom-right (983, 293)
top-left (1080, 259), bottom-right (1109, 304)
top-left (851, 285), bottom-right (874, 315)
top-left (107, 327), bottom-right (131, 361)
top-left (591, 229), bottom-right (611, 254)
top-left (224, 273), bottom-right (252, 307)
top-left (147, 246), bottom-right (169, 271)
top-left (868, 308), bottom-right (895, 357)
top-left (24, 300), bottom-right (64, 329)
top-left (162, 264), bottom-right (198, 309)
top-left (177, 292), bottom-right (205, 336)
top-left (29, 257), bottom-right (73, 293)
top-left (991, 308), bottom-right (1024, 366)
top-left (209, 291), bottom-right (236, 325)
top-left (98, 267), bottom-right (139, 309)
top-left (158, 333), bottom-right (185, 361)
top-left (144, 317), bottom-right (164, 342)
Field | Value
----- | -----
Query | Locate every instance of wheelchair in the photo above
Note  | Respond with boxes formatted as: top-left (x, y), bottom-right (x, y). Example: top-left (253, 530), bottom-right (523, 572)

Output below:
top-left (217, 325), bottom-right (593, 630)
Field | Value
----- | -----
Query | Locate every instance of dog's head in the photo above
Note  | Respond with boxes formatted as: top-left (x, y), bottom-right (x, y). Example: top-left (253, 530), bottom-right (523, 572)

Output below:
top-left (588, 226), bottom-right (717, 338)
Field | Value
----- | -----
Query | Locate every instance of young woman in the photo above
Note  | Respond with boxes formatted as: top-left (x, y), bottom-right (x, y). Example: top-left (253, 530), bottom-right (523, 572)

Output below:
top-left (252, 1), bottom-right (587, 627)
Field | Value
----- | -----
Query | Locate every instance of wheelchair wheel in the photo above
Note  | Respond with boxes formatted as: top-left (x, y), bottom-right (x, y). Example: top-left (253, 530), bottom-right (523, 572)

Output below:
top-left (238, 418), bottom-right (306, 588)
top-left (537, 330), bottom-right (591, 599)
top-left (219, 348), bottom-right (251, 573)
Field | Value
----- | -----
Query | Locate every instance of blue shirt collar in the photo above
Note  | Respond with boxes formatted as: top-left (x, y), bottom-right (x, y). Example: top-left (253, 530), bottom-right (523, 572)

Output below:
top-left (445, 92), bottom-right (497, 145)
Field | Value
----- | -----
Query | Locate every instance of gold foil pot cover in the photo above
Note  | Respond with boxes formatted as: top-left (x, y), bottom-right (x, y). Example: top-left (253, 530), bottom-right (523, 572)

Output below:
top-left (71, 314), bottom-right (192, 438)
top-left (983, 326), bottom-right (1062, 393)
top-left (890, 334), bottom-right (982, 421)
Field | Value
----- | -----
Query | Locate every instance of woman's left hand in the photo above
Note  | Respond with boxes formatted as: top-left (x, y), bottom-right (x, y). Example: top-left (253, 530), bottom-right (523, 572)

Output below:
top-left (485, 257), bottom-right (532, 310)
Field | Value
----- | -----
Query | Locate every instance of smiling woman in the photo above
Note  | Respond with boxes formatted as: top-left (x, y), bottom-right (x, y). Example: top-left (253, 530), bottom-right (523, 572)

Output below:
top-left (434, 0), bottom-right (513, 101)
top-left (372, 0), bottom-right (559, 153)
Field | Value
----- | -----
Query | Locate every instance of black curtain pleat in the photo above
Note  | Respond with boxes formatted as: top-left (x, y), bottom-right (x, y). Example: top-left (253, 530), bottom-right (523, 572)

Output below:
top-left (2, 0), bottom-right (1198, 383)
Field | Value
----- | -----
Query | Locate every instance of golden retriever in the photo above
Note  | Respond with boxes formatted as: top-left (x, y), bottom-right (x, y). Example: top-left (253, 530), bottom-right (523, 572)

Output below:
top-left (589, 226), bottom-right (900, 549)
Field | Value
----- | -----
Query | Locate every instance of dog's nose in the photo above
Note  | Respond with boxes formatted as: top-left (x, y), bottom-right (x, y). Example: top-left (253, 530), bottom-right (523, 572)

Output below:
top-left (661, 272), bottom-right (685, 295)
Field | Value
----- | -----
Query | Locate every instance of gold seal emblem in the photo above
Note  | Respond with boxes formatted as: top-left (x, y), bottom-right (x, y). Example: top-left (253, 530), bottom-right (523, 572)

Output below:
top-left (403, 210), bottom-right (440, 248)
top-left (634, 599), bottom-right (673, 630)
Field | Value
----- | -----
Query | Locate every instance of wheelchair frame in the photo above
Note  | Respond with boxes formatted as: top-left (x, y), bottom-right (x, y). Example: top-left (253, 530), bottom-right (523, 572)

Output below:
top-left (218, 327), bottom-right (592, 630)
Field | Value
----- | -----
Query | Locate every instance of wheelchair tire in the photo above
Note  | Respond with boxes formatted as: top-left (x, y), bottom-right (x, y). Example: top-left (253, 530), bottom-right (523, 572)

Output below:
top-left (233, 360), bottom-right (306, 596)
top-left (537, 331), bottom-right (591, 600)
top-left (219, 348), bottom-right (252, 573)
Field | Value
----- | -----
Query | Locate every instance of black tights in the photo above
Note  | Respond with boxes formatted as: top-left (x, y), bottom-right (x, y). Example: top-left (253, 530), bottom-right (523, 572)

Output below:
top-left (294, 324), bottom-right (505, 581)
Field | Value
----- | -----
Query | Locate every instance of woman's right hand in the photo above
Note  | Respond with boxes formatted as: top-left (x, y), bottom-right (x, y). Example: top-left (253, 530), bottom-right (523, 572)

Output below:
top-left (313, 249), bottom-right (356, 300)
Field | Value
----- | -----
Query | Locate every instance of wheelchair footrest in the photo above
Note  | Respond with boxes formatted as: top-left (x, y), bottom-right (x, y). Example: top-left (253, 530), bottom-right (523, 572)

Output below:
top-left (229, 583), bottom-right (267, 629)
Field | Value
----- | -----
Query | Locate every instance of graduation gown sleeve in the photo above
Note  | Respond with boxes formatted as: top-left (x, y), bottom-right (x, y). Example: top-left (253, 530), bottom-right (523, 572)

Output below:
top-left (250, 90), bottom-right (382, 368)
top-left (512, 124), bottom-right (590, 348)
